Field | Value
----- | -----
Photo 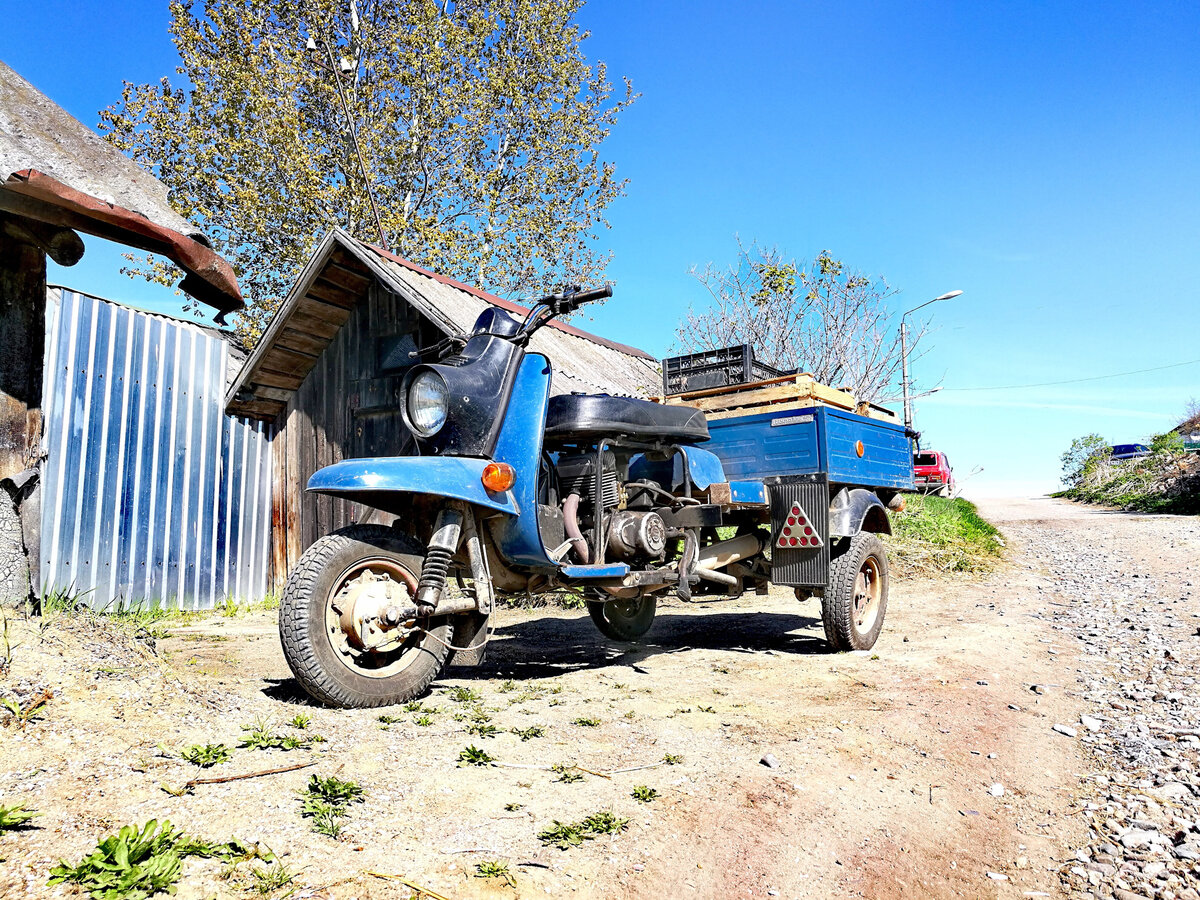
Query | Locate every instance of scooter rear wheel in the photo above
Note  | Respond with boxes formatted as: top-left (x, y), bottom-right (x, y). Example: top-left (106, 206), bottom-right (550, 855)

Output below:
top-left (279, 524), bottom-right (453, 708)
top-left (587, 596), bottom-right (656, 641)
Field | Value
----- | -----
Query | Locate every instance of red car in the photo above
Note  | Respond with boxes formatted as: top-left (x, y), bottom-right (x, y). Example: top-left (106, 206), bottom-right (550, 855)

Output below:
top-left (913, 450), bottom-right (954, 496)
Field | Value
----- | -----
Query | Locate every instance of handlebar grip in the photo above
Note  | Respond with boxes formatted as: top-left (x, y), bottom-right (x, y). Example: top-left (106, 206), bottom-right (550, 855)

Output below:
top-left (565, 285), bottom-right (612, 309)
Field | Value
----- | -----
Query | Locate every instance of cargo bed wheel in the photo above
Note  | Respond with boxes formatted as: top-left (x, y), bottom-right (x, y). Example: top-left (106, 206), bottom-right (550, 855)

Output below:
top-left (279, 524), bottom-right (453, 708)
top-left (822, 531), bottom-right (888, 651)
top-left (587, 596), bottom-right (656, 641)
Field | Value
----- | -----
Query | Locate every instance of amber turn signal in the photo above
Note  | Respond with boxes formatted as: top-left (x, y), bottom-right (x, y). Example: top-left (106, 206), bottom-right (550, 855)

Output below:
top-left (481, 462), bottom-right (516, 493)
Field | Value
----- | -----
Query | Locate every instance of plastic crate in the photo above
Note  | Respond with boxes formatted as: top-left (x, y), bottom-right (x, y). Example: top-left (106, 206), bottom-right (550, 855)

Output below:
top-left (662, 345), bottom-right (789, 396)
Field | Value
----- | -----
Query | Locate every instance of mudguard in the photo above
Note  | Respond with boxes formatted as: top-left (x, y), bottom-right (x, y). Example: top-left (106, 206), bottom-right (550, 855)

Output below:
top-left (307, 457), bottom-right (519, 516)
top-left (829, 487), bottom-right (891, 538)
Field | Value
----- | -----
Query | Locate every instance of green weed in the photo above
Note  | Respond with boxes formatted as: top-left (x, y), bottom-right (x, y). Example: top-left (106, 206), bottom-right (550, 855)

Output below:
top-left (538, 810), bottom-right (629, 850)
top-left (447, 686), bottom-right (481, 704)
top-left (511, 725), bottom-right (545, 741)
top-left (288, 713), bottom-right (310, 730)
top-left (458, 745), bottom-right (494, 766)
top-left (466, 723), bottom-right (499, 738)
top-left (249, 861), bottom-right (293, 894)
top-left (504, 802), bottom-right (524, 811)
top-left (497, 680), bottom-right (517, 693)
top-left (414, 715), bottom-right (434, 727)
top-left (475, 860), bottom-right (513, 884)
top-left (239, 720), bottom-right (312, 751)
top-left (631, 785), bottom-right (659, 803)
top-left (1, 689), bottom-right (51, 730)
top-left (47, 820), bottom-right (267, 899)
top-left (572, 717), bottom-right (600, 727)
top-left (662, 753), bottom-right (683, 765)
top-left (180, 743), bottom-right (233, 768)
top-left (550, 764), bottom-right (583, 783)
top-left (298, 775), bottom-right (364, 840)
top-left (0, 803), bottom-right (39, 831)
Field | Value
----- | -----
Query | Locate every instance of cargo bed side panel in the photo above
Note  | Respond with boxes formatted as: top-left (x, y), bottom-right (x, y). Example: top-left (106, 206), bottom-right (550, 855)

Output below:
top-left (824, 410), bottom-right (914, 490)
top-left (704, 408), bottom-right (821, 481)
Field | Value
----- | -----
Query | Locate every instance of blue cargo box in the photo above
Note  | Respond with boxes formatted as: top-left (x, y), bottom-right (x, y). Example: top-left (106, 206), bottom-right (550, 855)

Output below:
top-left (705, 406), bottom-right (915, 491)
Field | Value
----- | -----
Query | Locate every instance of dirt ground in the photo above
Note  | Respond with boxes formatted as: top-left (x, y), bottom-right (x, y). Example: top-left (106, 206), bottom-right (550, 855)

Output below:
top-left (3, 497), bottom-right (1178, 900)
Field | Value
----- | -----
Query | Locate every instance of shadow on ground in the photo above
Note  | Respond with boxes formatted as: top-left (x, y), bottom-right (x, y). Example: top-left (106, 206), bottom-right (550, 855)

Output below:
top-left (259, 609), bottom-right (828, 703)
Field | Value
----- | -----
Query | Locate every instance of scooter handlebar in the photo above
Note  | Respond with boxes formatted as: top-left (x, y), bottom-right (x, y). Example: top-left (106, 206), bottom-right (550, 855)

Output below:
top-left (546, 284), bottom-right (611, 315)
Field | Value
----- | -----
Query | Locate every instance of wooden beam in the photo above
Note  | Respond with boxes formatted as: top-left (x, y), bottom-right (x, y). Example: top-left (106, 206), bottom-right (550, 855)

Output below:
top-left (0, 217), bottom-right (84, 267)
top-left (0, 225), bottom-right (45, 481)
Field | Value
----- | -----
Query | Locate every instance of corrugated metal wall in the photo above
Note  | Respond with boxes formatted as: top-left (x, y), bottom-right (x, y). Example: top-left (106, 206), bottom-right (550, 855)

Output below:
top-left (40, 289), bottom-right (272, 610)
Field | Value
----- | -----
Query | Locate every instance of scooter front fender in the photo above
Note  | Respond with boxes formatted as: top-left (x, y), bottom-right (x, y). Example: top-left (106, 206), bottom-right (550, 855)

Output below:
top-left (307, 457), bottom-right (519, 516)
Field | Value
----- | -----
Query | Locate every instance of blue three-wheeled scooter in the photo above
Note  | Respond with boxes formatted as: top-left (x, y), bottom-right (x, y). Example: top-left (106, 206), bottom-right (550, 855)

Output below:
top-left (279, 286), bottom-right (912, 707)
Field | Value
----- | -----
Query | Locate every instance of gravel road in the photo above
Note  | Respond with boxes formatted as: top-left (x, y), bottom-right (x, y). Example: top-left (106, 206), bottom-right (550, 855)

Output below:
top-left (0, 497), bottom-right (1196, 900)
top-left (983, 498), bottom-right (1200, 900)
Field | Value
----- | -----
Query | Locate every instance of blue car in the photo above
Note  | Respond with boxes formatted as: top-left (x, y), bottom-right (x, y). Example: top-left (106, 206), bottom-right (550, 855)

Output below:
top-left (1110, 443), bottom-right (1151, 460)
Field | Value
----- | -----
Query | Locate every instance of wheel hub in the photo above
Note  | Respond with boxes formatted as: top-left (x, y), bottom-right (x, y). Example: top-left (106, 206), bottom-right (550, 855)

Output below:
top-left (331, 567), bottom-right (417, 653)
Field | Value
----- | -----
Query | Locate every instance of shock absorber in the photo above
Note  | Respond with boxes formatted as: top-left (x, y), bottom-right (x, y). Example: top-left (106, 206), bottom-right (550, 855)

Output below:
top-left (414, 505), bottom-right (464, 613)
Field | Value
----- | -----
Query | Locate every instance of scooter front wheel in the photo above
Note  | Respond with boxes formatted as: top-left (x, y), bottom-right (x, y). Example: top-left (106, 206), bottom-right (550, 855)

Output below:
top-left (279, 524), bottom-right (453, 708)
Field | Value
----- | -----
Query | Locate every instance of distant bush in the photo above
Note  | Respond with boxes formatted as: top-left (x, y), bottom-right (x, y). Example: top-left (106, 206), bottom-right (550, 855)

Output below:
top-left (1060, 433), bottom-right (1111, 487)
top-left (1057, 430), bottom-right (1200, 514)
top-left (884, 495), bottom-right (1004, 576)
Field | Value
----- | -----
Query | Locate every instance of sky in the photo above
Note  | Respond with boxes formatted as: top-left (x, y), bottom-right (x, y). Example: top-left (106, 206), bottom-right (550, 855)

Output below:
top-left (3, 0), bottom-right (1198, 497)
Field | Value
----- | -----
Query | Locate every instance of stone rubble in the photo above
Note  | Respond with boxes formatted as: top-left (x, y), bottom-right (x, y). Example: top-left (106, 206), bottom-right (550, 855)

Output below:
top-left (1005, 513), bottom-right (1200, 900)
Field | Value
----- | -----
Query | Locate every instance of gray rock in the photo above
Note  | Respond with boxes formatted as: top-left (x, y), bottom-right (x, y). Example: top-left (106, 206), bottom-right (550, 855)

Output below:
top-left (990, 783), bottom-right (1005, 797)
top-left (760, 753), bottom-right (779, 769)
top-left (1081, 715), bottom-right (1103, 731)
top-left (1053, 723), bottom-right (1078, 737)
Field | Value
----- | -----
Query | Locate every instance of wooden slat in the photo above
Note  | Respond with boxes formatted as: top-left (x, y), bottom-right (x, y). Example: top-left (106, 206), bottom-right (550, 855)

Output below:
top-left (276, 328), bottom-right (329, 358)
top-left (227, 397), bottom-right (286, 420)
top-left (305, 278), bottom-right (357, 309)
top-left (250, 368), bottom-right (306, 391)
top-left (260, 345), bottom-right (320, 377)
top-left (320, 260), bottom-right (372, 294)
top-left (665, 375), bottom-right (858, 414)
top-left (663, 372), bottom-right (816, 402)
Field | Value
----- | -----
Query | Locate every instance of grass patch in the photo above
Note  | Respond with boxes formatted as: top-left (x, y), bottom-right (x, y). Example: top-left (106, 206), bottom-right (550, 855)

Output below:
top-left (239, 720), bottom-right (314, 751)
top-left (631, 785), bottom-right (659, 803)
top-left (458, 745), bottom-right (495, 766)
top-left (180, 743), bottom-right (233, 768)
top-left (884, 494), bottom-right (1004, 576)
top-left (0, 803), bottom-right (39, 831)
top-left (47, 819), bottom-right (267, 899)
top-left (299, 775), bottom-right (364, 839)
top-left (538, 810), bottom-right (630, 850)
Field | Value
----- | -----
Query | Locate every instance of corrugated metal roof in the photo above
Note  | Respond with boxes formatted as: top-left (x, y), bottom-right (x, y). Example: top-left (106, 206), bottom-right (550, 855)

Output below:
top-left (227, 229), bottom-right (659, 419)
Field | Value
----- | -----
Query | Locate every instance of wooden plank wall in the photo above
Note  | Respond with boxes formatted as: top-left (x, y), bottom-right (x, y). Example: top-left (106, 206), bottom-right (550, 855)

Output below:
top-left (269, 278), bottom-right (442, 590)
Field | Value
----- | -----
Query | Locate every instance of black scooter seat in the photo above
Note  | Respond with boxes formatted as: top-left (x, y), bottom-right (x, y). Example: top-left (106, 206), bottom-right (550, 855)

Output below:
top-left (545, 393), bottom-right (710, 444)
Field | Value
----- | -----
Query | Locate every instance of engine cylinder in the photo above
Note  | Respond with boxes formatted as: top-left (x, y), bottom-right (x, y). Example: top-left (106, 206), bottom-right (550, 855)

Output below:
top-left (606, 510), bottom-right (667, 561)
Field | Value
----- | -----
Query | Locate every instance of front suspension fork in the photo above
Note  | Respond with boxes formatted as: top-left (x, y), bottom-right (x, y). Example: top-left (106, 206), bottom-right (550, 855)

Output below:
top-left (413, 502), bottom-right (494, 616)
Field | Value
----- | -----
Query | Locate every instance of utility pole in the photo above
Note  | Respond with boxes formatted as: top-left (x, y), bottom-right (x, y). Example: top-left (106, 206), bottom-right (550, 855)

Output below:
top-left (900, 290), bottom-right (963, 435)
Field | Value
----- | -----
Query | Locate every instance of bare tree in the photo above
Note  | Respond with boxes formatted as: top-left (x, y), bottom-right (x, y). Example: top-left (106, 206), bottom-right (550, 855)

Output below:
top-left (676, 241), bottom-right (928, 402)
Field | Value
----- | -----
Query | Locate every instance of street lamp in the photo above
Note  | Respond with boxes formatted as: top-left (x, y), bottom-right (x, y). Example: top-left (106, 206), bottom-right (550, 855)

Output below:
top-left (900, 290), bottom-right (963, 432)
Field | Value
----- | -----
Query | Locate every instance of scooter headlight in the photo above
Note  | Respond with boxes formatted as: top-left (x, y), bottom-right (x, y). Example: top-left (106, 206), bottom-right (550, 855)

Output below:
top-left (406, 370), bottom-right (449, 437)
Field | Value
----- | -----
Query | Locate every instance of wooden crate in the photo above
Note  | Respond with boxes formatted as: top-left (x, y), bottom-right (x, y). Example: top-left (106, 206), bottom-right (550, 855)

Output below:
top-left (660, 373), bottom-right (899, 423)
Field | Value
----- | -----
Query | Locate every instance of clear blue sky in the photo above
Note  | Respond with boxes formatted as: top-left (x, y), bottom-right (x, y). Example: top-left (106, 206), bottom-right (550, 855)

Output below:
top-left (4, 1), bottom-right (1198, 496)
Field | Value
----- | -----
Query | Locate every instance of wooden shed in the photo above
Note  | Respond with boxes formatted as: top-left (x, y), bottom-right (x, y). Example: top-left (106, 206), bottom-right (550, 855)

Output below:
top-left (225, 229), bottom-right (659, 589)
